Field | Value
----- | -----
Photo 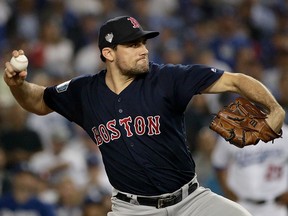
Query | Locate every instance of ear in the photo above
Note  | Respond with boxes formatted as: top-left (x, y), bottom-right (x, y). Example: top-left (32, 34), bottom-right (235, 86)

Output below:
top-left (102, 47), bottom-right (114, 62)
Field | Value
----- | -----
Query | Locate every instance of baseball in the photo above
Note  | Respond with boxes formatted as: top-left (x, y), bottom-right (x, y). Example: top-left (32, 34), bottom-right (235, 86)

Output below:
top-left (10, 55), bottom-right (29, 72)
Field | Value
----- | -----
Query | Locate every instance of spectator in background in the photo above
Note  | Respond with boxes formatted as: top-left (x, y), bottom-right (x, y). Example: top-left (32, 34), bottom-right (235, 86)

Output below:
top-left (98, 0), bottom-right (127, 25)
top-left (26, 72), bottom-right (74, 150)
top-left (154, 24), bottom-right (183, 63)
top-left (82, 184), bottom-right (112, 216)
top-left (238, 0), bottom-right (278, 43)
top-left (278, 72), bottom-right (288, 124)
top-left (194, 48), bottom-right (231, 113)
top-left (27, 110), bottom-right (73, 150)
top-left (0, 77), bottom-right (14, 133)
top-left (181, 19), bottom-right (217, 64)
top-left (29, 127), bottom-right (88, 189)
top-left (234, 46), bottom-right (263, 81)
top-left (212, 123), bottom-right (288, 216)
top-left (161, 39), bottom-right (184, 64)
top-left (263, 44), bottom-right (288, 99)
top-left (40, 0), bottom-right (80, 51)
top-left (0, 71), bottom-right (14, 110)
top-left (0, 147), bottom-right (10, 196)
top-left (248, 1), bottom-right (277, 38)
top-left (73, 13), bottom-right (103, 75)
top-left (147, 0), bottom-right (178, 18)
top-left (6, 0), bottom-right (40, 44)
top-left (257, 16), bottom-right (288, 69)
top-left (0, 103), bottom-right (43, 171)
top-left (0, 0), bottom-right (11, 55)
top-left (192, 127), bottom-right (221, 195)
top-left (84, 154), bottom-right (112, 214)
top-left (129, 0), bottom-right (181, 63)
top-left (68, 127), bottom-right (112, 193)
top-left (0, 165), bottom-right (56, 216)
top-left (65, 0), bottom-right (102, 17)
top-left (72, 13), bottom-right (99, 52)
top-left (36, 173), bottom-right (59, 206)
top-left (29, 17), bottom-right (74, 78)
top-left (178, 0), bottom-right (212, 26)
top-left (184, 95), bottom-right (213, 152)
top-left (82, 195), bottom-right (107, 216)
top-left (55, 176), bottom-right (84, 216)
top-left (209, 4), bottom-right (252, 69)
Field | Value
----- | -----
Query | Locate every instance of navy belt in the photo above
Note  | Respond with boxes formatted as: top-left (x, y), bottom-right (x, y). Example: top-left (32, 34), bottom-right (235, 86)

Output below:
top-left (115, 182), bottom-right (198, 209)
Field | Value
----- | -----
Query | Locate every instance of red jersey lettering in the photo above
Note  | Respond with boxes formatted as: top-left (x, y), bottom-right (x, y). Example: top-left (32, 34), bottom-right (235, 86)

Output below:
top-left (99, 124), bottom-right (111, 143)
top-left (119, 116), bottom-right (133, 137)
top-left (134, 116), bottom-right (146, 135)
top-left (107, 119), bottom-right (121, 140)
top-left (147, 115), bottom-right (161, 135)
top-left (92, 127), bottom-right (103, 146)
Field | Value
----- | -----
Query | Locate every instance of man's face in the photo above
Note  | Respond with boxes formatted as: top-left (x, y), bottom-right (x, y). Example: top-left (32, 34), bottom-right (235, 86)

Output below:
top-left (114, 38), bottom-right (149, 76)
top-left (13, 172), bottom-right (38, 203)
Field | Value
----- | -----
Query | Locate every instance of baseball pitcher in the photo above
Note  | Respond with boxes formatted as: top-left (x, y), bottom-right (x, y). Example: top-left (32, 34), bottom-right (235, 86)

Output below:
top-left (3, 16), bottom-right (285, 216)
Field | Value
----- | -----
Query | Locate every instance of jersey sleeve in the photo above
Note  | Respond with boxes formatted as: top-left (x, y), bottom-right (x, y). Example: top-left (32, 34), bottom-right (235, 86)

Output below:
top-left (156, 63), bottom-right (224, 112)
top-left (43, 75), bottom-right (92, 126)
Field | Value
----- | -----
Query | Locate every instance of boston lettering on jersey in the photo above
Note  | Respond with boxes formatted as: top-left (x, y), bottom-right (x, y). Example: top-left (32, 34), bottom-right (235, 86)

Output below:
top-left (92, 115), bottom-right (161, 146)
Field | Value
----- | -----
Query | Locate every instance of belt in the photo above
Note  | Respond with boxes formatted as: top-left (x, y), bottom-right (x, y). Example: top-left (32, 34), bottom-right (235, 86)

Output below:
top-left (115, 182), bottom-right (198, 209)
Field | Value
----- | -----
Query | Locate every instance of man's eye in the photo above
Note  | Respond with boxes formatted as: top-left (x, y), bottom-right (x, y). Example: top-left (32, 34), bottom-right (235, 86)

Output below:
top-left (130, 43), bottom-right (139, 47)
top-left (127, 40), bottom-right (146, 47)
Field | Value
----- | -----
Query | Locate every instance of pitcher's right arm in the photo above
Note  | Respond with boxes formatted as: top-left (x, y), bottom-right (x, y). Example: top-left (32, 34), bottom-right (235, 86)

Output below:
top-left (3, 50), bottom-right (52, 115)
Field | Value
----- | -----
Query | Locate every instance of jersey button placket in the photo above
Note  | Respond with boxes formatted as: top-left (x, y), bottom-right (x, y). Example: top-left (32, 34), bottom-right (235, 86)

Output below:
top-left (115, 97), bottom-right (124, 115)
top-left (115, 97), bottom-right (130, 147)
top-left (117, 97), bottom-right (123, 113)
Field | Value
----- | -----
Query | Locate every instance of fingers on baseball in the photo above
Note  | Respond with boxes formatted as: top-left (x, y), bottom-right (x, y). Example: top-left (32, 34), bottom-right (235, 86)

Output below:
top-left (5, 62), bottom-right (15, 75)
top-left (12, 49), bottom-right (25, 57)
top-left (5, 59), bottom-right (27, 72)
top-left (4, 68), bottom-right (15, 78)
top-left (18, 70), bottom-right (27, 78)
top-left (4, 63), bottom-right (27, 79)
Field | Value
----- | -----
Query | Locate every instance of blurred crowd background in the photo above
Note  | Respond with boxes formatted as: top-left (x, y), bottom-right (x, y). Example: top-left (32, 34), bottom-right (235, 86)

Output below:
top-left (0, 0), bottom-right (288, 215)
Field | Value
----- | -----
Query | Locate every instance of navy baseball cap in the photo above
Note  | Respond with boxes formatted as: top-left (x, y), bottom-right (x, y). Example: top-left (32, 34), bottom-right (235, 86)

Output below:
top-left (98, 16), bottom-right (159, 52)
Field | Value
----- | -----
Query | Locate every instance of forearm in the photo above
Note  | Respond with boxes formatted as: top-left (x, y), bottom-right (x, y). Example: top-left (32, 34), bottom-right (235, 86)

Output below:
top-left (232, 74), bottom-right (281, 111)
top-left (9, 81), bottom-right (52, 115)
top-left (206, 72), bottom-right (285, 133)
top-left (232, 74), bottom-right (285, 133)
top-left (4, 50), bottom-right (53, 115)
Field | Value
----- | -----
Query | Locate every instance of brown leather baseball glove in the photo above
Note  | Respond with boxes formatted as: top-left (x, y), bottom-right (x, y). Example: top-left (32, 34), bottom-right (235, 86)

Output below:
top-left (209, 97), bottom-right (282, 148)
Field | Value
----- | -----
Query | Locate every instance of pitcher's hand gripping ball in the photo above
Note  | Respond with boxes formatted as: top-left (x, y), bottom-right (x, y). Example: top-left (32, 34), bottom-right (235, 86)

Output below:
top-left (210, 97), bottom-right (282, 148)
top-left (10, 54), bottom-right (29, 72)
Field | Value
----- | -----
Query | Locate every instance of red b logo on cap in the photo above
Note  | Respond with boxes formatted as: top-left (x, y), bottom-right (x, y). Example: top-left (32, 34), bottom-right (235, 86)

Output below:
top-left (127, 17), bottom-right (140, 28)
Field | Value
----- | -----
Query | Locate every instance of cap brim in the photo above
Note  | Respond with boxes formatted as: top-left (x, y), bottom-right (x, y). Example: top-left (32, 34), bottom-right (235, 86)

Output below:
top-left (119, 30), bottom-right (159, 44)
top-left (143, 31), bottom-right (160, 39)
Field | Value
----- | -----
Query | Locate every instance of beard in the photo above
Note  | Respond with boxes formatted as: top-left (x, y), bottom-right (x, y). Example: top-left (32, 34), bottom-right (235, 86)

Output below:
top-left (116, 58), bottom-right (149, 77)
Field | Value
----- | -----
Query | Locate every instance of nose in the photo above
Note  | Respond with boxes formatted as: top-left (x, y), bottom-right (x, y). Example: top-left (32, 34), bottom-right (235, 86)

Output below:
top-left (140, 43), bottom-right (149, 55)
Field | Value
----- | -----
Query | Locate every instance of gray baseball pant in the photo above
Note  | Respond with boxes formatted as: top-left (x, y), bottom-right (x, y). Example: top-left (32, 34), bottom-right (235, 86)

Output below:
top-left (108, 178), bottom-right (252, 216)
